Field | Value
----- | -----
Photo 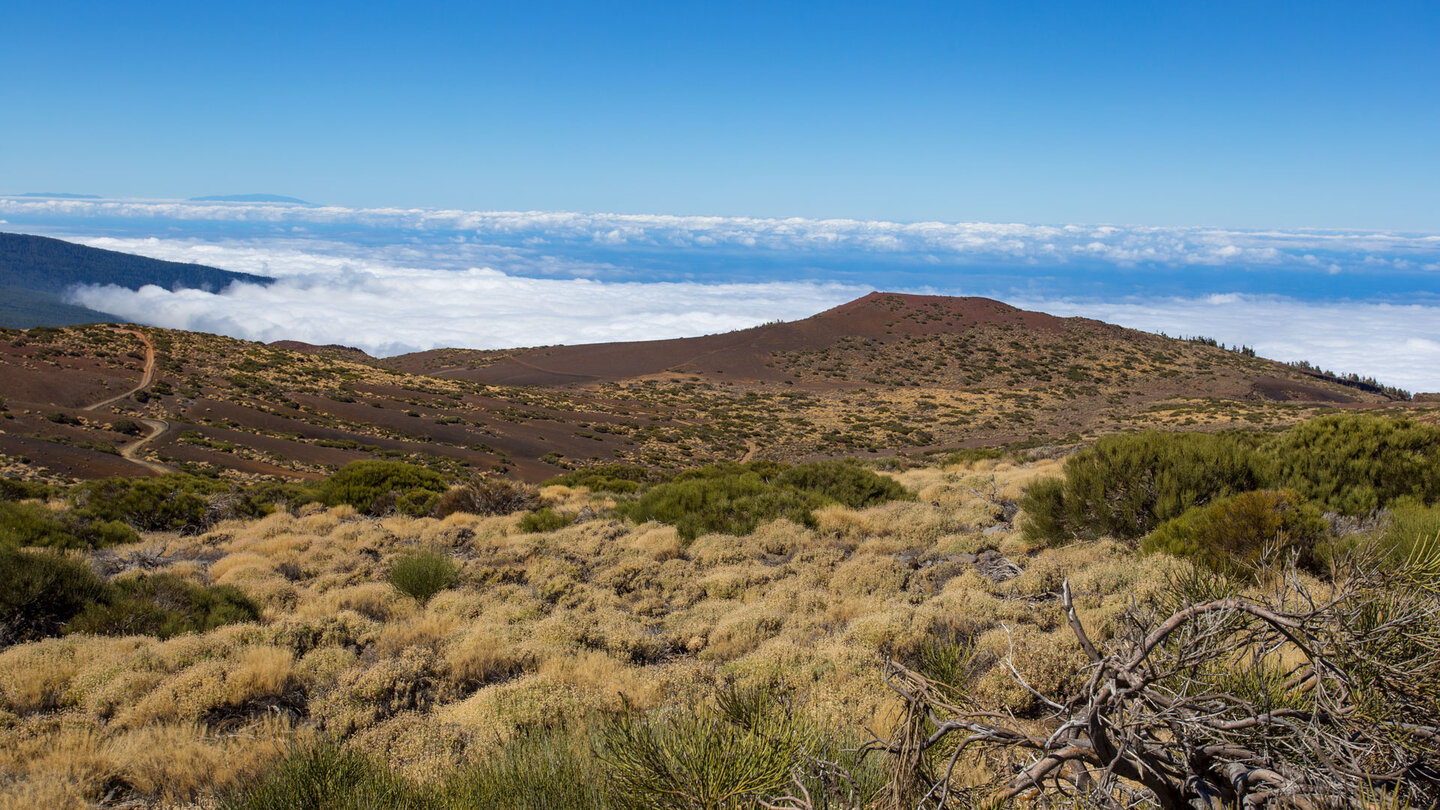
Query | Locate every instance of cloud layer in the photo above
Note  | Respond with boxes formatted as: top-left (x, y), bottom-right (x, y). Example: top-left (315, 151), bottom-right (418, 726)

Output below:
top-left (5, 196), bottom-right (1439, 275)
top-left (64, 248), bottom-right (867, 358)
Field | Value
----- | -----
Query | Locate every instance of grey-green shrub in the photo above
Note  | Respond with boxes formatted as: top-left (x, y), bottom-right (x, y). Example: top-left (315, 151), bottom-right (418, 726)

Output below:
top-left (518, 508), bottom-right (574, 533)
top-left (619, 459), bottom-right (910, 540)
top-left (65, 572), bottom-right (261, 639)
top-left (317, 460), bottom-right (450, 517)
top-left (1140, 489), bottom-right (1328, 577)
top-left (1021, 431), bottom-right (1264, 546)
top-left (388, 551), bottom-right (458, 602)
top-left (0, 545), bottom-right (108, 646)
top-left (1265, 413), bottom-right (1440, 515)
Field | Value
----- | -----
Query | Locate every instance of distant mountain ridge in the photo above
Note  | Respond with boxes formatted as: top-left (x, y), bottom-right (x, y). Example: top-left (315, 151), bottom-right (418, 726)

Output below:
top-left (15, 192), bottom-right (102, 199)
top-left (0, 232), bottom-right (272, 328)
top-left (189, 194), bottom-right (312, 204)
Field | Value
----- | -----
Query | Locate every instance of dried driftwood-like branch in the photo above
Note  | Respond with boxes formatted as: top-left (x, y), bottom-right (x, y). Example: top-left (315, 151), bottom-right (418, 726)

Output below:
top-left (867, 542), bottom-right (1440, 809)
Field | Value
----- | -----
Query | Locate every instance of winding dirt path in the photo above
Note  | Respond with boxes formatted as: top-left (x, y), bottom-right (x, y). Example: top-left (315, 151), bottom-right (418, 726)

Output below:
top-left (85, 328), bottom-right (157, 412)
top-left (84, 328), bottom-right (172, 473)
top-left (117, 418), bottom-right (172, 474)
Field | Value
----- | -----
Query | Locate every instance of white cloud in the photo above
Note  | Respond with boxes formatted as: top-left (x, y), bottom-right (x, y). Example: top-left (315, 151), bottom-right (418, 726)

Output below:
top-left (1012, 294), bottom-right (1440, 393)
top-left (4, 196), bottom-right (1437, 271)
top-left (66, 258), bottom-right (868, 358)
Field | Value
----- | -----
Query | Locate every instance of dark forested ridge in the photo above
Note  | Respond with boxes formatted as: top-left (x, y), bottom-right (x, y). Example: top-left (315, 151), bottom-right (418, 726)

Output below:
top-left (0, 232), bottom-right (271, 328)
top-left (0, 232), bottom-right (270, 293)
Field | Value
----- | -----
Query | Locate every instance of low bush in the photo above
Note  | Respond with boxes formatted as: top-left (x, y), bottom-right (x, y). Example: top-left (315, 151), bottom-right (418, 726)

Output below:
top-left (109, 418), bottom-right (146, 436)
top-left (0, 478), bottom-right (54, 502)
top-left (227, 733), bottom-right (608, 810)
top-left (316, 460), bottom-right (450, 517)
top-left (1265, 413), bottom-right (1440, 515)
top-left (69, 473), bottom-right (232, 532)
top-left (46, 411), bottom-right (82, 425)
top-left (599, 704), bottom-right (802, 810)
top-left (621, 460), bottom-right (910, 540)
top-left (1141, 489), bottom-right (1329, 577)
top-left (518, 508), bottom-right (575, 533)
top-left (66, 572), bottom-right (261, 639)
top-left (388, 551), bottom-right (458, 603)
top-left (1021, 431), bottom-right (1265, 546)
top-left (436, 476), bottom-right (541, 517)
top-left (0, 545), bottom-right (109, 646)
top-left (544, 464), bottom-right (661, 494)
top-left (772, 458), bottom-right (914, 508)
top-left (1320, 500), bottom-right (1440, 569)
top-left (442, 727), bottom-right (608, 809)
top-left (941, 446), bottom-right (1005, 465)
top-left (0, 500), bottom-right (139, 549)
top-left (220, 742), bottom-right (429, 810)
top-left (620, 473), bottom-right (827, 540)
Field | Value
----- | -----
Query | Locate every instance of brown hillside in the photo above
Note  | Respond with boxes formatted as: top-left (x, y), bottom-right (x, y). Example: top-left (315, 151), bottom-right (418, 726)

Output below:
top-left (390, 293), bottom-right (1077, 385)
top-left (0, 294), bottom-right (1424, 484)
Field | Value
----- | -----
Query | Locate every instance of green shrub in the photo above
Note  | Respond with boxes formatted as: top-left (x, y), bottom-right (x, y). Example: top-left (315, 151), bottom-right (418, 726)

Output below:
top-left (1141, 489), bottom-right (1329, 576)
top-left (620, 472), bottom-right (827, 540)
top-left (1266, 414), bottom-right (1440, 515)
top-left (45, 411), bottom-right (82, 425)
top-left (1021, 432), bottom-right (1264, 545)
top-left (436, 476), bottom-right (541, 517)
top-left (1380, 501), bottom-right (1440, 563)
top-left (317, 460), bottom-right (450, 517)
top-left (772, 458), bottom-right (913, 509)
top-left (0, 501), bottom-right (76, 547)
top-left (440, 727), bottom-right (608, 810)
top-left (69, 473), bottom-right (231, 532)
top-left (0, 546), bottom-right (108, 646)
top-left (543, 464), bottom-right (660, 494)
top-left (109, 418), bottom-right (146, 436)
top-left (1019, 477), bottom-right (1069, 546)
top-left (599, 705), bottom-right (801, 810)
top-left (221, 742), bottom-right (430, 810)
top-left (1320, 501), bottom-right (1440, 569)
top-left (66, 573), bottom-right (261, 639)
top-left (0, 477), bottom-right (55, 502)
top-left (620, 460), bottom-right (910, 540)
top-left (0, 501), bottom-right (139, 549)
top-left (518, 508), bottom-right (575, 533)
top-left (388, 551), bottom-right (458, 603)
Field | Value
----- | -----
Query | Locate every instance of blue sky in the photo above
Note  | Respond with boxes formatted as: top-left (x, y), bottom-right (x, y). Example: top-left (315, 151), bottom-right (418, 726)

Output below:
top-left (3, 1), bottom-right (1437, 230)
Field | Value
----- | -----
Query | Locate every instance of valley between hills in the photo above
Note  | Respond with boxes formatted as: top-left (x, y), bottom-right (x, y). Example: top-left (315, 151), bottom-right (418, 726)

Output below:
top-left (0, 291), bottom-right (1427, 486)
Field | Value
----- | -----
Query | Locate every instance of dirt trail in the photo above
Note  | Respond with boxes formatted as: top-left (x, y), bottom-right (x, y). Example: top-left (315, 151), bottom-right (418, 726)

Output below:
top-left (118, 418), bottom-right (172, 474)
top-left (85, 328), bottom-right (157, 411)
top-left (84, 328), bottom-right (172, 473)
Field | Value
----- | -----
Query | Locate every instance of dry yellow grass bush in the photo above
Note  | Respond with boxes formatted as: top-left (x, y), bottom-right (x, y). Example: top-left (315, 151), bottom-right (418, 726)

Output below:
top-left (0, 458), bottom-right (1181, 806)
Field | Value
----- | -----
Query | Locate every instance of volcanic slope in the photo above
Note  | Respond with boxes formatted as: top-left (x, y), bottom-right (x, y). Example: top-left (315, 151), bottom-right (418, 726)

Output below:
top-left (392, 292), bottom-right (1386, 399)
top-left (0, 293), bottom-right (1419, 484)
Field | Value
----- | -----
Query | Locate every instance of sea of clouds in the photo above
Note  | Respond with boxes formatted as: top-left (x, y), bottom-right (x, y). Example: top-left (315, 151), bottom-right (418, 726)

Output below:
top-left (3, 196), bottom-right (1437, 391)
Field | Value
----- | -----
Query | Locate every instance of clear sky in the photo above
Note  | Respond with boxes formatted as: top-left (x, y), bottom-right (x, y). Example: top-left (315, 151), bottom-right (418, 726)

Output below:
top-left (3, 0), bottom-right (1437, 231)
